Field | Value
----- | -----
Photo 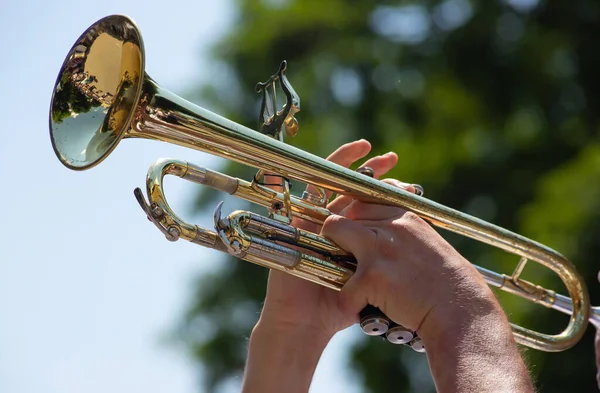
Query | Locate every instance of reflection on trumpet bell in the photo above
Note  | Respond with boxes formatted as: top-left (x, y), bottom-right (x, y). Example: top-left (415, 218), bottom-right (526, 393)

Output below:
top-left (49, 15), bottom-right (144, 170)
top-left (49, 14), bottom-right (593, 353)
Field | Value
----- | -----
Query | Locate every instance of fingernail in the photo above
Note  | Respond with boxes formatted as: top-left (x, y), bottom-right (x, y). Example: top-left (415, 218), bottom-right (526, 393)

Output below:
top-left (388, 179), bottom-right (411, 188)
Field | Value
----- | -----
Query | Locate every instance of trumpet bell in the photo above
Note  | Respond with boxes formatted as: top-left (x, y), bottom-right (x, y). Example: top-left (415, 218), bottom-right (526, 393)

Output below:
top-left (49, 15), bottom-right (145, 170)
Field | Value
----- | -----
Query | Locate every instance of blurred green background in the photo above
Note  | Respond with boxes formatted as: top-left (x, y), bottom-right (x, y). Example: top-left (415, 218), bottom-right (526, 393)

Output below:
top-left (173, 0), bottom-right (600, 392)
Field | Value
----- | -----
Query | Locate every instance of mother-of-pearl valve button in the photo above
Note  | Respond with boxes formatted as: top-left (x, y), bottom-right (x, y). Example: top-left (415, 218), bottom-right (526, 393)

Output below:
top-left (409, 337), bottom-right (426, 353)
top-left (386, 325), bottom-right (414, 344)
top-left (360, 317), bottom-right (390, 336)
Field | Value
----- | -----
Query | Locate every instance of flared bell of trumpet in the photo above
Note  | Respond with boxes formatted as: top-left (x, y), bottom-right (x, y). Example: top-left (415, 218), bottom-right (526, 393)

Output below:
top-left (49, 15), bottom-right (145, 170)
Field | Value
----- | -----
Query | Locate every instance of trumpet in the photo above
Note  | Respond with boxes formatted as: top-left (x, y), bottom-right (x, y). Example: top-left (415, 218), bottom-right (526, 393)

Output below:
top-left (49, 14), bottom-right (598, 353)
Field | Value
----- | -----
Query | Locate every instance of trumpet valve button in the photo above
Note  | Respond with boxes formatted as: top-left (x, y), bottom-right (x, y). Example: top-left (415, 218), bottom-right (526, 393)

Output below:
top-left (412, 184), bottom-right (424, 196)
top-left (409, 337), bottom-right (426, 353)
top-left (360, 317), bottom-right (390, 336)
top-left (356, 166), bottom-right (375, 177)
top-left (386, 325), bottom-right (414, 344)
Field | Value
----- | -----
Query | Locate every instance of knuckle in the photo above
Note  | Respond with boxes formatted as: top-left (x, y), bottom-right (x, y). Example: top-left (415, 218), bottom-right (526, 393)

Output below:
top-left (321, 214), bottom-right (344, 234)
top-left (402, 211), bottom-right (421, 223)
top-left (341, 201), bottom-right (364, 220)
top-left (393, 211), bottom-right (423, 230)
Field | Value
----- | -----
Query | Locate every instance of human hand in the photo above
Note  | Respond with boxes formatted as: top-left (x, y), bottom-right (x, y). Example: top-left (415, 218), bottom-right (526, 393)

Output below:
top-left (258, 139), bottom-right (417, 337)
top-left (319, 192), bottom-right (536, 392)
top-left (245, 149), bottom-right (532, 393)
top-left (243, 140), bottom-right (418, 393)
top-left (320, 196), bottom-right (498, 335)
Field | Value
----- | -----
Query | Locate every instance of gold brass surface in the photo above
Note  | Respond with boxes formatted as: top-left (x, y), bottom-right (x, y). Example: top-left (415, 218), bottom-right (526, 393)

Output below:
top-left (50, 14), bottom-right (595, 353)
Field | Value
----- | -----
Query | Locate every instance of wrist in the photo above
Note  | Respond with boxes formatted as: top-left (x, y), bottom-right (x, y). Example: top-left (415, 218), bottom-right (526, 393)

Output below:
top-left (242, 319), bottom-right (333, 393)
top-left (418, 289), bottom-right (505, 341)
top-left (253, 314), bottom-right (336, 345)
top-left (417, 291), bottom-right (534, 393)
top-left (417, 263), bottom-right (505, 337)
top-left (258, 302), bottom-right (340, 337)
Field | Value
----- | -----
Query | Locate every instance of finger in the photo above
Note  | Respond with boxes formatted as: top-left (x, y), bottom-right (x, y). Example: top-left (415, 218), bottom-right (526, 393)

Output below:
top-left (328, 154), bottom-right (402, 214)
top-left (357, 152), bottom-right (399, 178)
top-left (320, 216), bottom-right (379, 317)
top-left (337, 268), bottom-right (370, 319)
top-left (327, 152), bottom-right (399, 212)
top-left (327, 195), bottom-right (356, 215)
top-left (320, 215), bottom-right (376, 262)
top-left (381, 178), bottom-right (417, 194)
top-left (325, 139), bottom-right (372, 167)
top-left (335, 176), bottom-right (417, 220)
top-left (262, 140), bottom-right (370, 192)
top-left (339, 200), bottom-right (408, 222)
top-left (263, 172), bottom-right (285, 193)
top-left (328, 176), bottom-right (415, 215)
top-left (305, 140), bottom-right (373, 199)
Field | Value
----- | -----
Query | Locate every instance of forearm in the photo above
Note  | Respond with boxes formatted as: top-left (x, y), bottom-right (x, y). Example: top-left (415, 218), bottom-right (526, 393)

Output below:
top-left (242, 319), bottom-right (333, 393)
top-left (420, 298), bottom-right (534, 393)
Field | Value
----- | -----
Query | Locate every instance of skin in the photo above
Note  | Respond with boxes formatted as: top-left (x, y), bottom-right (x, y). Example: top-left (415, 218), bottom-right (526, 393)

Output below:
top-left (241, 140), bottom-right (534, 393)
top-left (594, 272), bottom-right (600, 389)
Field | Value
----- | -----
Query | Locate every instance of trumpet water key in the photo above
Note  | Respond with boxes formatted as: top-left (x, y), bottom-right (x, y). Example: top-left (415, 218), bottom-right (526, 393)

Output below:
top-left (49, 14), bottom-right (598, 353)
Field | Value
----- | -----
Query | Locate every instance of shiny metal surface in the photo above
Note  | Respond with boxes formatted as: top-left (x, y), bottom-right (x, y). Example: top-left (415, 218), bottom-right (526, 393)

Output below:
top-left (386, 325), bottom-right (414, 345)
top-left (360, 318), bottom-right (391, 336)
top-left (410, 337), bottom-right (426, 353)
top-left (50, 14), bottom-right (593, 353)
top-left (49, 15), bottom-right (144, 170)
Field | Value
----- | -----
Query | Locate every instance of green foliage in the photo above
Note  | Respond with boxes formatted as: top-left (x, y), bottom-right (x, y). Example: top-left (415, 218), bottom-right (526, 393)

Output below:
top-left (176, 0), bottom-right (600, 391)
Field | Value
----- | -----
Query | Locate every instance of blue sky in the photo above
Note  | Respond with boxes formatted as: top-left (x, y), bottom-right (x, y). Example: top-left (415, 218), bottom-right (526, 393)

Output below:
top-left (0, 1), bottom-right (362, 392)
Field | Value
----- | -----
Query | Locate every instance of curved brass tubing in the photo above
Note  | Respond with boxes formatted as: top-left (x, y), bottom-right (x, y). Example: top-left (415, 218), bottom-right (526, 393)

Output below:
top-left (50, 15), bottom-right (592, 352)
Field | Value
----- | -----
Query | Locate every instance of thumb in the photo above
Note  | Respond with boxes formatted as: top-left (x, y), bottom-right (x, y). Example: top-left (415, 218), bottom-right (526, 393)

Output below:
top-left (320, 215), bottom-right (378, 316)
top-left (320, 215), bottom-right (376, 263)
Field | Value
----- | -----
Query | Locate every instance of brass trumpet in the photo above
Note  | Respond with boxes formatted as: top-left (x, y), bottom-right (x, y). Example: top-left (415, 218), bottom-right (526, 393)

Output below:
top-left (49, 14), bottom-right (597, 353)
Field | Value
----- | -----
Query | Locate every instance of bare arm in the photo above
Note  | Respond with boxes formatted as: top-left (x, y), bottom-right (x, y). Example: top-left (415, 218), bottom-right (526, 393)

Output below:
top-left (242, 318), bottom-right (333, 393)
top-left (419, 296), bottom-right (533, 392)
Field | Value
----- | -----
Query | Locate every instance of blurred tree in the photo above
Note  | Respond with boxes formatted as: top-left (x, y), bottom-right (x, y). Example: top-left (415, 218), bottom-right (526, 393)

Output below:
top-left (174, 0), bottom-right (600, 392)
